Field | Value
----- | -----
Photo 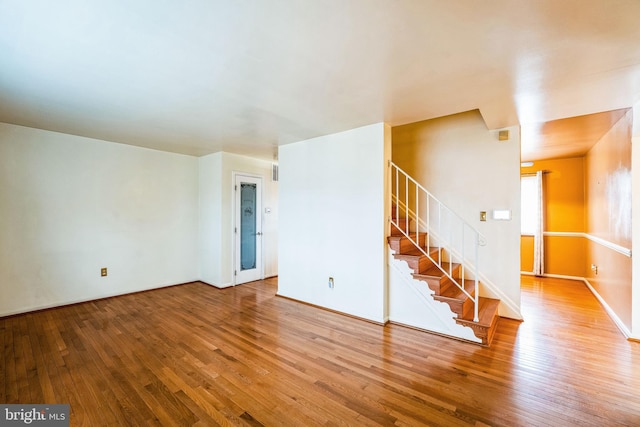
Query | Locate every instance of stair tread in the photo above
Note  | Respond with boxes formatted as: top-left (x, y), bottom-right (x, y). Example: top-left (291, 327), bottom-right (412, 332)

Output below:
top-left (387, 234), bottom-right (428, 250)
top-left (390, 223), bottom-right (406, 236)
top-left (416, 262), bottom-right (460, 277)
top-left (436, 279), bottom-right (476, 300)
top-left (387, 221), bottom-right (500, 346)
top-left (388, 218), bottom-right (409, 226)
top-left (456, 297), bottom-right (500, 327)
top-left (391, 219), bottom-right (409, 227)
top-left (387, 232), bottom-right (428, 241)
top-left (393, 246), bottom-right (439, 257)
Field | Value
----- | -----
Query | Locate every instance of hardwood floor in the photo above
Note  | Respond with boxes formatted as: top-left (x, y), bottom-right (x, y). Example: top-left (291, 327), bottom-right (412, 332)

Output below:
top-left (2, 276), bottom-right (640, 426)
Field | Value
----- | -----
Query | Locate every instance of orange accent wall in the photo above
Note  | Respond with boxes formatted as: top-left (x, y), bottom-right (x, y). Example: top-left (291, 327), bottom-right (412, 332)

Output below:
top-left (520, 157), bottom-right (585, 276)
top-left (520, 236), bottom-right (534, 272)
top-left (584, 110), bottom-right (633, 329)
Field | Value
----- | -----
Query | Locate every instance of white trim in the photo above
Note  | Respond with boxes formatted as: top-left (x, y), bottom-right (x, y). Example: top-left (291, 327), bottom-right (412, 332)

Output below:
top-left (520, 272), bottom-right (584, 282)
top-left (233, 172), bottom-right (265, 285)
top-left (584, 233), bottom-right (631, 258)
top-left (200, 280), bottom-right (234, 289)
top-left (519, 272), bottom-right (640, 341)
top-left (476, 271), bottom-right (523, 320)
top-left (542, 231), bottom-right (582, 238)
top-left (582, 278), bottom-right (634, 339)
top-left (537, 231), bottom-right (631, 258)
top-left (548, 273), bottom-right (584, 281)
top-left (0, 280), bottom-right (199, 318)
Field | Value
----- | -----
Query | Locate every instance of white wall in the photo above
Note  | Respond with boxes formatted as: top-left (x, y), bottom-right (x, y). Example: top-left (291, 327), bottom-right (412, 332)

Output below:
top-left (631, 101), bottom-right (640, 339)
top-left (392, 110), bottom-right (522, 318)
top-left (278, 123), bottom-right (390, 323)
top-left (198, 152), bottom-right (278, 287)
top-left (0, 123), bottom-right (199, 316)
top-left (198, 152), bottom-right (223, 285)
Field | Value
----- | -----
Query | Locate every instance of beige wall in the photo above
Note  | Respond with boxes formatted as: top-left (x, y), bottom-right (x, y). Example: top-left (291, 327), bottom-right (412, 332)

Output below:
top-left (632, 102), bottom-right (640, 338)
top-left (392, 110), bottom-right (522, 318)
top-left (585, 110), bottom-right (633, 330)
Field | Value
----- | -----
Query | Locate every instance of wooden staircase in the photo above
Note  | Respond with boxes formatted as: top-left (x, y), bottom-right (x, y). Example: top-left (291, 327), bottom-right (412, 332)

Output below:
top-left (387, 221), bottom-right (500, 346)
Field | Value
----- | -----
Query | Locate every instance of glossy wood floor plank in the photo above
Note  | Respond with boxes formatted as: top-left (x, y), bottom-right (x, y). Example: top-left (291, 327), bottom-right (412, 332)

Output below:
top-left (2, 276), bottom-right (640, 426)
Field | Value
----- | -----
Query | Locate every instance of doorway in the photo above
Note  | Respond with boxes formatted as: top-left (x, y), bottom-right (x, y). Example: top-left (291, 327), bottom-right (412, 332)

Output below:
top-left (234, 174), bottom-right (263, 284)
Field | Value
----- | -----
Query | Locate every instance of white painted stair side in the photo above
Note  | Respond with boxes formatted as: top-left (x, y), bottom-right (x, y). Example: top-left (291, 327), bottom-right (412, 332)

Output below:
top-left (387, 247), bottom-right (481, 344)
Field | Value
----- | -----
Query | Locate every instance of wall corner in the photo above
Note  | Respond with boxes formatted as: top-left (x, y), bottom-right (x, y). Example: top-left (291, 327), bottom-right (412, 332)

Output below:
top-left (631, 102), bottom-right (640, 337)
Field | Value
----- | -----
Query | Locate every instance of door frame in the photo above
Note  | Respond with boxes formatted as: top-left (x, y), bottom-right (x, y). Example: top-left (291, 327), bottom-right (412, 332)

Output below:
top-left (233, 172), bottom-right (264, 285)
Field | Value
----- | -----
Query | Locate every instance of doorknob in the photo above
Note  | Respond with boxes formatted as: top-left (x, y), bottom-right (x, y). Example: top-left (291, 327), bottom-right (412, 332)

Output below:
top-left (256, 232), bottom-right (262, 236)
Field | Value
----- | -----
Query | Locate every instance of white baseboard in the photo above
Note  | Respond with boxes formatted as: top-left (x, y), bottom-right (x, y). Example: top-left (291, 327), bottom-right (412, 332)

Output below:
top-left (200, 280), bottom-right (234, 288)
top-left (476, 271), bottom-right (522, 320)
top-left (520, 271), bottom-right (585, 282)
top-left (520, 271), bottom-right (635, 340)
top-left (582, 278), bottom-right (633, 340)
top-left (0, 279), bottom-right (200, 318)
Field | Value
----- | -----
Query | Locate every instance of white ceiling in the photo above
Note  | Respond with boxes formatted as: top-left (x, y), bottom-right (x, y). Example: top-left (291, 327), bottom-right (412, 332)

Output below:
top-left (1, 0), bottom-right (640, 159)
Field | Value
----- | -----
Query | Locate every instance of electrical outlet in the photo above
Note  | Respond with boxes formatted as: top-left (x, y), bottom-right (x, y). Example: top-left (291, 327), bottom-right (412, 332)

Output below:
top-left (328, 277), bottom-right (334, 289)
top-left (101, 268), bottom-right (108, 277)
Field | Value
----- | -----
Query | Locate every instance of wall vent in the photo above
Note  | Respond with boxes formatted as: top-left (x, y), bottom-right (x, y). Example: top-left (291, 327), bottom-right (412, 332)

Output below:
top-left (272, 164), bottom-right (279, 182)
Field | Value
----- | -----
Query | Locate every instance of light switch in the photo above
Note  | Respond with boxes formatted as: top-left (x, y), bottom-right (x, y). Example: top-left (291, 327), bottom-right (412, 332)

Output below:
top-left (493, 210), bottom-right (512, 220)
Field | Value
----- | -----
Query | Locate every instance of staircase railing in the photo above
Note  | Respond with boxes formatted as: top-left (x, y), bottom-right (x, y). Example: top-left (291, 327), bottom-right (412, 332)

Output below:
top-left (389, 161), bottom-right (486, 323)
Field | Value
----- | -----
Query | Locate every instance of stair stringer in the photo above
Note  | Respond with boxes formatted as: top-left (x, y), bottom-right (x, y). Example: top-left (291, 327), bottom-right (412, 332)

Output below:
top-left (387, 247), bottom-right (481, 344)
